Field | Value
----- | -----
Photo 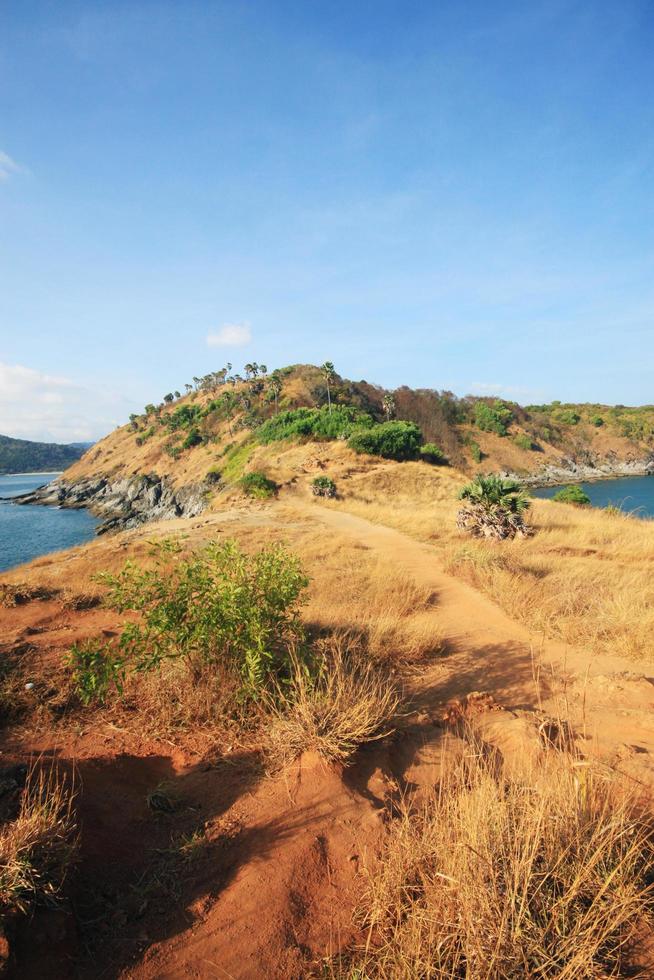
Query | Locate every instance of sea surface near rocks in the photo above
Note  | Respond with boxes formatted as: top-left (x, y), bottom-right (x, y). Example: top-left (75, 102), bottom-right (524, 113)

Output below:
top-left (532, 474), bottom-right (654, 517)
top-left (0, 473), bottom-right (98, 572)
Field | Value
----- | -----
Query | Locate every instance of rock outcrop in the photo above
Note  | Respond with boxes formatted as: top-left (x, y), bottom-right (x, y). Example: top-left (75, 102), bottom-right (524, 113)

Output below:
top-left (9, 474), bottom-right (209, 534)
top-left (508, 452), bottom-right (654, 487)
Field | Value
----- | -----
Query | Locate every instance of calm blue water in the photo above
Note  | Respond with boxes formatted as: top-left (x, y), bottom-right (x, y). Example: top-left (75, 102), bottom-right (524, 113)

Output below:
top-left (533, 475), bottom-right (654, 518)
top-left (0, 473), bottom-right (97, 572)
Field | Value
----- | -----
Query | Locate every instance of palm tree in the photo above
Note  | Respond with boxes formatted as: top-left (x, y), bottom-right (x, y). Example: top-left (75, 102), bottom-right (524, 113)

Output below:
top-left (321, 361), bottom-right (336, 414)
top-left (382, 392), bottom-right (396, 421)
top-left (456, 474), bottom-right (532, 539)
top-left (268, 370), bottom-right (283, 414)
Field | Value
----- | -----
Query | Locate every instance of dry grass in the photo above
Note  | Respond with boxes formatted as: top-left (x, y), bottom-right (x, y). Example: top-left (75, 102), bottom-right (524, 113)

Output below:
top-left (348, 751), bottom-right (654, 979)
top-left (323, 461), bottom-right (654, 662)
top-left (120, 659), bottom-right (247, 739)
top-left (0, 765), bottom-right (78, 919)
top-left (266, 637), bottom-right (402, 765)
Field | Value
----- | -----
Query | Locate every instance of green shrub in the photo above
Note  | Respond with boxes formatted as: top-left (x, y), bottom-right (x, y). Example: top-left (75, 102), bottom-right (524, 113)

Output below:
top-left (419, 443), bottom-right (447, 464)
top-left (553, 485), bottom-right (591, 506)
top-left (166, 404), bottom-right (202, 431)
top-left (590, 415), bottom-right (604, 427)
top-left (513, 433), bottom-right (533, 451)
top-left (92, 540), bottom-right (309, 698)
top-left (205, 466), bottom-right (222, 485)
top-left (239, 471), bottom-right (277, 498)
top-left (348, 421), bottom-right (423, 461)
top-left (258, 405), bottom-right (373, 444)
top-left (164, 443), bottom-right (181, 459)
top-left (469, 440), bottom-right (483, 463)
top-left (311, 476), bottom-right (337, 498)
top-left (182, 428), bottom-right (203, 450)
top-left (474, 401), bottom-right (513, 436)
top-left (67, 642), bottom-right (126, 705)
top-left (553, 409), bottom-right (581, 426)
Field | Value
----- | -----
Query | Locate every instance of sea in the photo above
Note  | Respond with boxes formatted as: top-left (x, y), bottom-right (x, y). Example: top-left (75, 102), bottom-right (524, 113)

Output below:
top-left (0, 472), bottom-right (97, 573)
top-left (532, 474), bottom-right (654, 518)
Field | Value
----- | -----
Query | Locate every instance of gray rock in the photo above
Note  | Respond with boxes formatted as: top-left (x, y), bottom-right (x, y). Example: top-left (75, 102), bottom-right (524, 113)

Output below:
top-left (10, 473), bottom-right (210, 534)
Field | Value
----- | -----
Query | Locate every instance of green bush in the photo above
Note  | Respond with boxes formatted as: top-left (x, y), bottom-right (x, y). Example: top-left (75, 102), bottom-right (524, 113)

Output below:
top-left (348, 421), bottom-right (423, 461)
top-left (590, 415), bottom-right (604, 427)
top-left (513, 433), bottom-right (533, 451)
top-left (552, 485), bottom-right (591, 506)
top-left (182, 428), bottom-right (203, 450)
top-left (311, 475), bottom-right (337, 497)
top-left (239, 471), bottom-right (277, 498)
top-left (205, 466), bottom-right (222, 485)
top-left (166, 404), bottom-right (202, 431)
top-left (419, 443), bottom-right (447, 464)
top-left (67, 642), bottom-right (126, 705)
top-left (474, 401), bottom-right (513, 436)
top-left (258, 405), bottom-right (373, 444)
top-left (553, 409), bottom-right (581, 426)
top-left (470, 440), bottom-right (483, 463)
top-left (92, 540), bottom-right (309, 698)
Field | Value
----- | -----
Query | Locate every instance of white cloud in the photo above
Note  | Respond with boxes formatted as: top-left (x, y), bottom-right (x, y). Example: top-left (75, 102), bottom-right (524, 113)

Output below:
top-left (206, 321), bottom-right (252, 348)
top-left (0, 151), bottom-right (22, 181)
top-left (0, 361), bottom-right (135, 443)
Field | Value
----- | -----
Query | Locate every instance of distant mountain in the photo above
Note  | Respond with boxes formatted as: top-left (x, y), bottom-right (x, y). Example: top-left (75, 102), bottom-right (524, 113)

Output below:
top-left (0, 434), bottom-right (87, 474)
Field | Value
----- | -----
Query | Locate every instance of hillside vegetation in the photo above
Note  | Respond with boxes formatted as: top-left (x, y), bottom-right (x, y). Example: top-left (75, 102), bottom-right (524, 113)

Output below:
top-left (64, 362), bottom-right (654, 491)
top-left (0, 434), bottom-right (86, 475)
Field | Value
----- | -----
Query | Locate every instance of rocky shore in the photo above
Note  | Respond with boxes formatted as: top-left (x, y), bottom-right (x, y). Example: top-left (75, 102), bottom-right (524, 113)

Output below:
top-left (8, 474), bottom-right (209, 534)
top-left (509, 453), bottom-right (654, 487)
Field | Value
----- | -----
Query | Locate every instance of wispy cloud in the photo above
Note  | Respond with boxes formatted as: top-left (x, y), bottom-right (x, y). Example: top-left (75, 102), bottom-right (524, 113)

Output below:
top-left (206, 322), bottom-right (252, 348)
top-left (0, 150), bottom-right (22, 181)
top-left (0, 361), bottom-right (135, 442)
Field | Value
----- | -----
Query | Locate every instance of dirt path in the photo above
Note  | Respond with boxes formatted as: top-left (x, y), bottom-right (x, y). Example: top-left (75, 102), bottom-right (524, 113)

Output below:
top-left (292, 500), bottom-right (654, 772)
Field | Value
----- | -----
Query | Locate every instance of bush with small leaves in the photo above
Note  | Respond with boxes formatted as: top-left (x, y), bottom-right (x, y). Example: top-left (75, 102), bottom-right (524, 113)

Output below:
top-left (553, 485), bottom-right (591, 506)
top-left (92, 539), bottom-right (309, 699)
top-left (419, 443), bottom-right (447, 464)
top-left (67, 642), bottom-right (126, 705)
top-left (348, 421), bottom-right (423, 461)
top-left (311, 476), bottom-right (337, 497)
top-left (513, 433), bottom-right (533, 451)
top-left (239, 471), bottom-right (277, 499)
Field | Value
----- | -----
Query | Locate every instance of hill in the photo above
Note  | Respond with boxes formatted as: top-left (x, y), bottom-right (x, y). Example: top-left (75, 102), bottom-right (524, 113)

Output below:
top-left (0, 433), bottom-right (87, 474)
top-left (60, 361), bottom-right (654, 494)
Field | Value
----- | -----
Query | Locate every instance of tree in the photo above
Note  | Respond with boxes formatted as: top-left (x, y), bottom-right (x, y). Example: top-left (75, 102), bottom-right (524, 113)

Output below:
top-left (259, 364), bottom-right (268, 376)
top-left (144, 403), bottom-right (156, 417)
top-left (456, 474), bottom-right (532, 540)
top-left (382, 393), bottom-right (396, 421)
top-left (321, 361), bottom-right (336, 414)
top-left (268, 370), bottom-right (283, 414)
top-left (184, 384), bottom-right (193, 395)
top-left (163, 393), bottom-right (174, 404)
top-left (174, 391), bottom-right (181, 400)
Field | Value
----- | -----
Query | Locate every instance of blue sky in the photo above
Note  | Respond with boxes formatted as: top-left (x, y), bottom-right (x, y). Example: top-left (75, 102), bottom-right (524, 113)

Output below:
top-left (1, 1), bottom-right (654, 441)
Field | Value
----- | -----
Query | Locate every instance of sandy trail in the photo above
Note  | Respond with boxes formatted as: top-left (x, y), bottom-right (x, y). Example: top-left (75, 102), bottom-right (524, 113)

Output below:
top-left (291, 500), bottom-right (654, 768)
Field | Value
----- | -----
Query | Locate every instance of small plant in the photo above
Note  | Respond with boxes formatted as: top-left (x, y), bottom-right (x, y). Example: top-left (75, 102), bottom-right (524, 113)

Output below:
top-left (513, 433), bottom-right (533, 451)
top-left (311, 475), bottom-right (337, 498)
top-left (457, 474), bottom-right (531, 540)
top-left (470, 440), bottom-right (483, 463)
top-left (181, 428), bottom-right (203, 450)
top-left (474, 400), bottom-right (513, 436)
top-left (0, 766), bottom-right (78, 923)
top-left (239, 472), bottom-right (277, 499)
top-left (205, 466), bottom-right (222, 485)
top-left (266, 639), bottom-right (400, 765)
top-left (67, 641), bottom-right (126, 705)
top-left (590, 414), bottom-right (604, 427)
top-left (419, 443), bottom-right (446, 464)
top-left (92, 540), bottom-right (308, 699)
top-left (348, 421), bottom-right (423, 461)
top-left (553, 484), bottom-right (591, 506)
